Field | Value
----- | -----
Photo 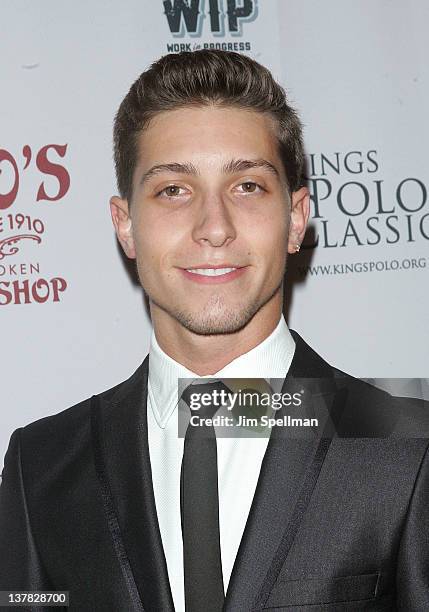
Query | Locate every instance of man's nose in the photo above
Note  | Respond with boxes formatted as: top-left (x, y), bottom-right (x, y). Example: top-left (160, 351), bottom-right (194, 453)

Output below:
top-left (191, 195), bottom-right (237, 247)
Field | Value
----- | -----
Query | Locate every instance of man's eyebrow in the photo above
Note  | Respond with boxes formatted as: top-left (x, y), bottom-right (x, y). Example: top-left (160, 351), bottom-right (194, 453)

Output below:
top-left (140, 162), bottom-right (199, 186)
top-left (140, 158), bottom-right (280, 186)
top-left (222, 158), bottom-right (280, 179)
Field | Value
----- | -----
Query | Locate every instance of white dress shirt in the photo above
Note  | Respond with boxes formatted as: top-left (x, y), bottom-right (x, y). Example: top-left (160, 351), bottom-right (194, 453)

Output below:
top-left (147, 314), bottom-right (296, 612)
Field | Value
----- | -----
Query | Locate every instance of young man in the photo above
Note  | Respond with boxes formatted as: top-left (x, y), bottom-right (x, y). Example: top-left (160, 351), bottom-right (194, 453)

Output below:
top-left (0, 50), bottom-right (428, 611)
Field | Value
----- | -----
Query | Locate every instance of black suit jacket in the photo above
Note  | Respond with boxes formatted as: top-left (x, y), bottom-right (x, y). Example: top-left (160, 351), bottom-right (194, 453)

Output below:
top-left (1, 330), bottom-right (428, 611)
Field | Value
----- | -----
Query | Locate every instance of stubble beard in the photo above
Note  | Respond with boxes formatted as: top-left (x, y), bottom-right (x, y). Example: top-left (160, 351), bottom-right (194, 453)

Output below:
top-left (147, 280), bottom-right (284, 336)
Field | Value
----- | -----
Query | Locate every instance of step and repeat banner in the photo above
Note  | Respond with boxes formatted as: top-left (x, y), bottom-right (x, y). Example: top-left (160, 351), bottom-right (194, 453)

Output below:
top-left (1, 0), bottom-right (428, 460)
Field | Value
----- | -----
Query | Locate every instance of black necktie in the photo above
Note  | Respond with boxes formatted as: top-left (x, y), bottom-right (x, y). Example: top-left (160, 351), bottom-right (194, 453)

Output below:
top-left (180, 381), bottom-right (228, 612)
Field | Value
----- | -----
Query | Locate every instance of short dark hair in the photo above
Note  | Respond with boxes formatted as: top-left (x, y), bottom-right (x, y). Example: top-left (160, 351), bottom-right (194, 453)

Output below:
top-left (113, 49), bottom-right (305, 202)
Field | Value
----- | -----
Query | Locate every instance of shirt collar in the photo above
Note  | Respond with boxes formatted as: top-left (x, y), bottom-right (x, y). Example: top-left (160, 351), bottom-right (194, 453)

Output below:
top-left (148, 314), bottom-right (296, 428)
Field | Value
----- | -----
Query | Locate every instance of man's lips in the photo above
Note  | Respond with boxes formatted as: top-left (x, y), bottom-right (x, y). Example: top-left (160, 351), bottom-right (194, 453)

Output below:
top-left (179, 265), bottom-right (248, 284)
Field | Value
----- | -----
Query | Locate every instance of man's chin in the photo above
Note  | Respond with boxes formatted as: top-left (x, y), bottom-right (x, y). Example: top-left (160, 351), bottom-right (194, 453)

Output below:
top-left (172, 307), bottom-right (256, 336)
top-left (149, 284), bottom-right (283, 336)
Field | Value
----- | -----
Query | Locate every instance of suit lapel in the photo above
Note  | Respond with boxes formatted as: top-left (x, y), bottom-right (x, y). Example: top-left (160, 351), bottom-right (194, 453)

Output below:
top-left (224, 330), bottom-right (346, 611)
top-left (91, 356), bottom-right (175, 612)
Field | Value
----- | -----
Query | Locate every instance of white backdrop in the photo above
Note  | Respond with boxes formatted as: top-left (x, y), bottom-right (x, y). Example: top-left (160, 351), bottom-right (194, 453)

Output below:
top-left (1, 0), bottom-right (428, 461)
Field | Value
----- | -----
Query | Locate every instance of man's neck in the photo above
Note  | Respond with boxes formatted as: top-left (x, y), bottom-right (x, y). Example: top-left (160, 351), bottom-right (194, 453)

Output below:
top-left (150, 300), bottom-right (283, 376)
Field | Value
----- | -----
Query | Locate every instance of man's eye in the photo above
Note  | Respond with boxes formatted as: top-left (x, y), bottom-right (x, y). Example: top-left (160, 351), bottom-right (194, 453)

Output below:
top-left (156, 185), bottom-right (186, 197)
top-left (236, 181), bottom-right (265, 194)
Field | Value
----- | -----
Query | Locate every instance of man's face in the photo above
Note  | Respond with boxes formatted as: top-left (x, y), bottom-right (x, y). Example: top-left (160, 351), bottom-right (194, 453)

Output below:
top-left (111, 105), bottom-right (308, 335)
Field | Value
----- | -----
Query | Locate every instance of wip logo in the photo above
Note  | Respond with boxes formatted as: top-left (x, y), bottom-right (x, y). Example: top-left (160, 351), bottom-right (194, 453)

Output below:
top-left (163, 0), bottom-right (258, 37)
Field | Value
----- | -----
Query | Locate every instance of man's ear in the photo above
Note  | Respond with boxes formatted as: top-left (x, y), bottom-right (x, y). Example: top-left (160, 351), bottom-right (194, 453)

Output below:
top-left (110, 196), bottom-right (136, 259)
top-left (287, 186), bottom-right (310, 254)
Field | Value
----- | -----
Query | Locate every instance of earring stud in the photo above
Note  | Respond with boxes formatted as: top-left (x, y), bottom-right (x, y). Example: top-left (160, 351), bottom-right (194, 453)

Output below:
top-left (295, 244), bottom-right (301, 253)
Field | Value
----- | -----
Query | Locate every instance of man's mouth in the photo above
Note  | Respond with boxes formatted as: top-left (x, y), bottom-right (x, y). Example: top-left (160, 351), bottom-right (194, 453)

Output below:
top-left (185, 267), bottom-right (238, 277)
top-left (180, 265), bottom-right (248, 283)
